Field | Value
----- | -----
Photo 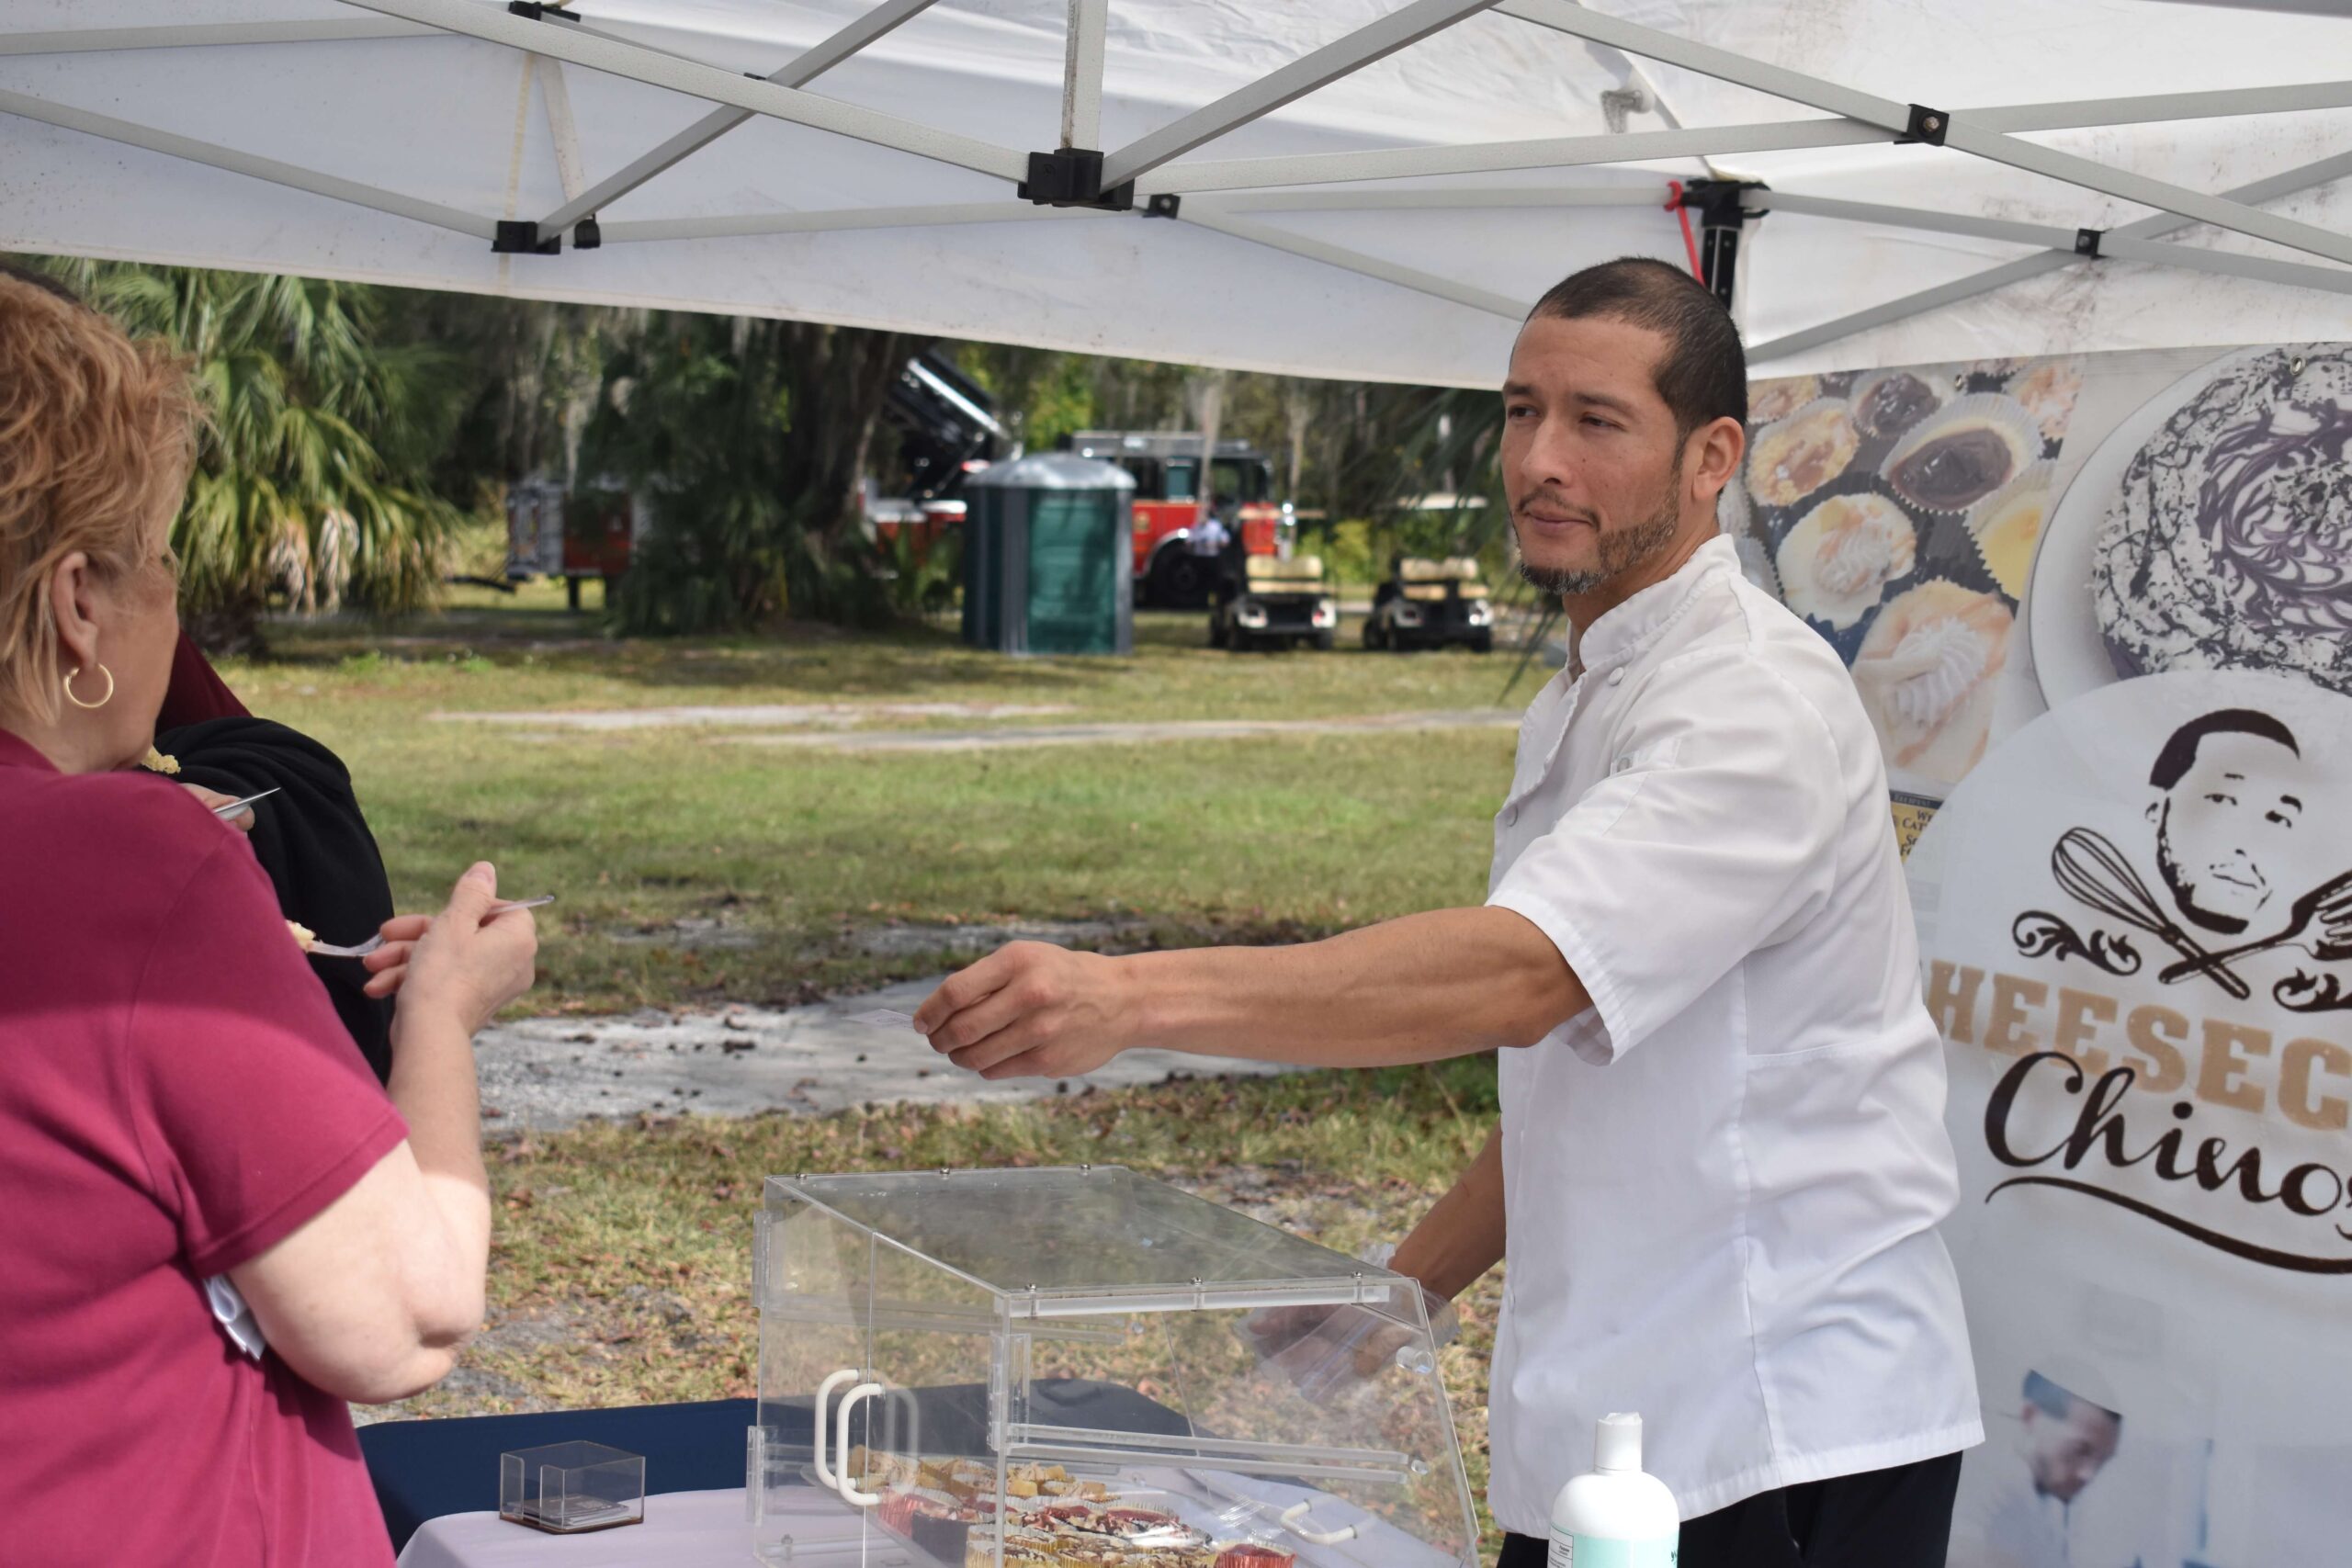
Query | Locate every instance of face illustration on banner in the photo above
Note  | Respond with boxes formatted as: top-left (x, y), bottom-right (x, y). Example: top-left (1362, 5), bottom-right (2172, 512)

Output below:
top-left (2146, 710), bottom-right (2312, 938)
top-left (2011, 705), bottom-right (2350, 1015)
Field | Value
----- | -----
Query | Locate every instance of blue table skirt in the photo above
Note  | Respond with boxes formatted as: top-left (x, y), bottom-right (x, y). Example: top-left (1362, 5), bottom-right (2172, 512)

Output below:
top-left (360, 1380), bottom-right (1193, 1553)
top-left (359, 1398), bottom-right (759, 1553)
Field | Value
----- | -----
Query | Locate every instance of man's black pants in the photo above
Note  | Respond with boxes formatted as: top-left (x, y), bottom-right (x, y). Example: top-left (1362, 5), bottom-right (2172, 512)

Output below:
top-left (1496, 1451), bottom-right (1961, 1568)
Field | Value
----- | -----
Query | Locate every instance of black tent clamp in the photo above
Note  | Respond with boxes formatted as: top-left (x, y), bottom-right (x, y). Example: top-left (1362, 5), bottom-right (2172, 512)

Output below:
top-left (1674, 178), bottom-right (1768, 310)
top-left (1018, 148), bottom-right (1136, 212)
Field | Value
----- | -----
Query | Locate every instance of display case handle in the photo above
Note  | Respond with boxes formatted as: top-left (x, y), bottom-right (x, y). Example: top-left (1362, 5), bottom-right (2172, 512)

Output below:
top-left (1279, 1502), bottom-right (1361, 1545)
top-left (811, 1367), bottom-right (862, 1492)
top-left (836, 1383), bottom-right (888, 1506)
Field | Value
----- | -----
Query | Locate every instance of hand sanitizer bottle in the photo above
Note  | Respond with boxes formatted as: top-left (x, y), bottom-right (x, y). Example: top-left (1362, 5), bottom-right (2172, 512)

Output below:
top-left (1546, 1413), bottom-right (1679, 1567)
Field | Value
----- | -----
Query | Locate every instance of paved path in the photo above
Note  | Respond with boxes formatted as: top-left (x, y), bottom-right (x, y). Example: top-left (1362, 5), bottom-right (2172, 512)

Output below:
top-left (439, 706), bottom-right (1521, 752)
top-left (432, 701), bottom-right (1070, 731)
top-left (721, 709), bottom-right (1521, 752)
top-left (474, 975), bottom-right (1303, 1134)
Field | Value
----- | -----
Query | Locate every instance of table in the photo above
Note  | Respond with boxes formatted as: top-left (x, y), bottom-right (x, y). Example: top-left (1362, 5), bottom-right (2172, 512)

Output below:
top-left (360, 1399), bottom-right (759, 1553)
top-left (397, 1486), bottom-right (764, 1567)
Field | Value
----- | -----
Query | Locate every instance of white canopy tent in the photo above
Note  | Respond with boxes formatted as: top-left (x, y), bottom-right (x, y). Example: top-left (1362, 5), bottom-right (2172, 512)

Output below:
top-left (2, 0), bottom-right (2347, 385)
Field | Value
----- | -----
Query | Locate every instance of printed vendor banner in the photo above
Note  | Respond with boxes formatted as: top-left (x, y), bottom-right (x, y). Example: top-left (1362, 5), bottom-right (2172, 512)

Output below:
top-left (1728, 344), bottom-right (2352, 1567)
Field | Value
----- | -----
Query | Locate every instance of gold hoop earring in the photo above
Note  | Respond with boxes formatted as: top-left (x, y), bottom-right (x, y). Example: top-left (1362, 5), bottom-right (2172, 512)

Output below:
top-left (63, 663), bottom-right (115, 711)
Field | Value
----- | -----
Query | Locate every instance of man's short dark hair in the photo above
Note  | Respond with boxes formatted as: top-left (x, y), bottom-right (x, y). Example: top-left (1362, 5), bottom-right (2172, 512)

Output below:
top-left (2150, 708), bottom-right (2301, 790)
top-left (2025, 1371), bottom-right (2120, 1426)
top-left (1526, 256), bottom-right (1747, 444)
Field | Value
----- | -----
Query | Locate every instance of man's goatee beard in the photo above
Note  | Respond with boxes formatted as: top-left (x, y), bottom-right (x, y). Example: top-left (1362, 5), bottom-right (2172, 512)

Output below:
top-left (1513, 499), bottom-right (1680, 598)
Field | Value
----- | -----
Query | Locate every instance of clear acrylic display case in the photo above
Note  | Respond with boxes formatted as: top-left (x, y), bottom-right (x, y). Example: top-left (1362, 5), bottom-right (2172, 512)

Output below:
top-left (748, 1166), bottom-right (1476, 1568)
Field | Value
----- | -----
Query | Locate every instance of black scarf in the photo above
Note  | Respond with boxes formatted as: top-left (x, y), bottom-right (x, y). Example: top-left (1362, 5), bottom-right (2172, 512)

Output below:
top-left (155, 716), bottom-right (397, 1083)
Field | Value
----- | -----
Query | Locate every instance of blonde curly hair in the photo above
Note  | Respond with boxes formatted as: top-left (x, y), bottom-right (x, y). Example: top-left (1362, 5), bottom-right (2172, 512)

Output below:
top-left (0, 265), bottom-right (198, 722)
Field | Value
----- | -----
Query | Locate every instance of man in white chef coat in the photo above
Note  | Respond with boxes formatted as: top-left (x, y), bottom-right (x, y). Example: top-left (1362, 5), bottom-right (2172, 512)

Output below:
top-left (916, 257), bottom-right (1982, 1567)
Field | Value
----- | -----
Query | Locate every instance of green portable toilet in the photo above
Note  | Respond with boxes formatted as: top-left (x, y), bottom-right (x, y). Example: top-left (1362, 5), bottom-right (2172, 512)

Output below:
top-left (962, 454), bottom-right (1136, 656)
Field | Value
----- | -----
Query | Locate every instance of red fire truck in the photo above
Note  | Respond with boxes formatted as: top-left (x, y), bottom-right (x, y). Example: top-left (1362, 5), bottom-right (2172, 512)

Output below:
top-left (1057, 431), bottom-right (1291, 608)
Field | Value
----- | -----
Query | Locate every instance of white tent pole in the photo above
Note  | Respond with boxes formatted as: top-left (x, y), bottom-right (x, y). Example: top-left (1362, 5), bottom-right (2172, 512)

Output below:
top-left (1180, 203), bottom-right (1527, 318)
top-left (0, 85), bottom-right (499, 240)
top-left (1971, 80), bottom-right (2352, 131)
top-left (1210, 187), bottom-right (1667, 212)
top-left (537, 57), bottom-right (587, 204)
top-left (1098, 0), bottom-right (1502, 190)
top-left (0, 20), bottom-right (436, 53)
top-left (1939, 121), bottom-right (2352, 265)
top-left (1747, 148), bottom-right (2352, 362)
top-left (0, 15), bottom-right (763, 72)
top-left (536, 0), bottom-right (943, 237)
top-left (1146, 119), bottom-right (1883, 195)
top-left (598, 201), bottom-right (1111, 243)
top-left (1754, 190), bottom-right (2352, 296)
top-left (1143, 78), bottom-right (2352, 195)
top-left (1499, 0), bottom-right (2352, 267)
top-left (1062, 0), bottom-right (1108, 151)
top-left (338, 0), bottom-right (1024, 182)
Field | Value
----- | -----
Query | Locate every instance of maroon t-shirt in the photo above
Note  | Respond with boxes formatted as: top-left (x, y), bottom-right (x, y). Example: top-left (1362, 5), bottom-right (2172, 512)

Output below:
top-left (0, 728), bottom-right (405, 1565)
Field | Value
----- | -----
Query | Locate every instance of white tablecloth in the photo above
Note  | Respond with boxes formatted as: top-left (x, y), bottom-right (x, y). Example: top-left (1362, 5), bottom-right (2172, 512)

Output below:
top-left (398, 1487), bottom-right (765, 1568)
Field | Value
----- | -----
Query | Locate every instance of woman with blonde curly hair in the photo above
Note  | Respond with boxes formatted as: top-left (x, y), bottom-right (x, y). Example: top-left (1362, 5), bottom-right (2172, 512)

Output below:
top-left (0, 262), bottom-right (539, 1565)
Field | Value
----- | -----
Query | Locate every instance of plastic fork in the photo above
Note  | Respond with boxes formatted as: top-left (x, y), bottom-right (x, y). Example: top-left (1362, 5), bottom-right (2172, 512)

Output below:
top-left (211, 786), bottom-right (281, 819)
top-left (304, 896), bottom-right (555, 958)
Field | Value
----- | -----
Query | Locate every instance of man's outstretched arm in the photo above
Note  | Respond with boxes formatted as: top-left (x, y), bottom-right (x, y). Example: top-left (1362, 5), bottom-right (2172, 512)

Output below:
top-left (914, 905), bottom-right (1586, 1079)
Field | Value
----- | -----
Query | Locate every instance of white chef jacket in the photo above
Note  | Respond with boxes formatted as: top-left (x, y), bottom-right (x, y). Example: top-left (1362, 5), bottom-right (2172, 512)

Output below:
top-left (1483, 535), bottom-right (1980, 1529)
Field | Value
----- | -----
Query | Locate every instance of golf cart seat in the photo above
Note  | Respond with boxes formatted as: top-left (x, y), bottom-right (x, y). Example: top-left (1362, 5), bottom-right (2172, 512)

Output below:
top-left (1211, 554), bottom-right (1335, 651)
top-left (1366, 556), bottom-right (1496, 652)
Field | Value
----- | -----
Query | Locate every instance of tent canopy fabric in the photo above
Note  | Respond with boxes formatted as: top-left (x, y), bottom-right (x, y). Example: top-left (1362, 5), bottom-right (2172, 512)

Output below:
top-left (3, 0), bottom-right (2347, 384)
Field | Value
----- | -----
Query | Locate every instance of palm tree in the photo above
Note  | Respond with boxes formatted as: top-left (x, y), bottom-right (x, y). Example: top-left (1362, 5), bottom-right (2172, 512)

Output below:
top-left (32, 259), bottom-right (463, 650)
top-left (586, 311), bottom-right (928, 632)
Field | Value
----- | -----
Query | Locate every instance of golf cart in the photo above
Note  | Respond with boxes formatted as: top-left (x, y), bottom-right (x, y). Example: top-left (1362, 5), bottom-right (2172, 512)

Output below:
top-left (1363, 556), bottom-right (1496, 652)
top-left (1211, 552), bottom-right (1337, 651)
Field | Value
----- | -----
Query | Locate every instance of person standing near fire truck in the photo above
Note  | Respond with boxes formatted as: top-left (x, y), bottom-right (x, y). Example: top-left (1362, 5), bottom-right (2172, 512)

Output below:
top-left (915, 257), bottom-right (1980, 1567)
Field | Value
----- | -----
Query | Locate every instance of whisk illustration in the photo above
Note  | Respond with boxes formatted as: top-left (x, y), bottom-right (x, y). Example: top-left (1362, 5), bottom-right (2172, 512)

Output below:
top-left (2050, 828), bottom-right (2251, 1000)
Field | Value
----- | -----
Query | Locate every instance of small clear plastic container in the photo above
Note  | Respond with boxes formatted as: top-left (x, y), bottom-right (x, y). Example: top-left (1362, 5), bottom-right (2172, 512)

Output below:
top-left (499, 1440), bottom-right (646, 1534)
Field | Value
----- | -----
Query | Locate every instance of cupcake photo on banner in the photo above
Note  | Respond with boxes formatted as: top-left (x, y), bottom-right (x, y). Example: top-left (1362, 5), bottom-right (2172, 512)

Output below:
top-left (1724, 356), bottom-right (2082, 809)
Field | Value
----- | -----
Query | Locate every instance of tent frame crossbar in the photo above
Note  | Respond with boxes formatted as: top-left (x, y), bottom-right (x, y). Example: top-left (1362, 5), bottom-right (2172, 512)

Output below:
top-left (1496, 0), bottom-right (2352, 267)
top-left (1093, 0), bottom-right (1502, 190)
top-left (334, 0), bottom-right (1026, 181)
top-left (0, 82), bottom-right (498, 241)
top-left (1747, 148), bottom-right (2352, 360)
top-left (1752, 189), bottom-right (2352, 298)
top-left (1179, 202), bottom-right (1528, 319)
top-left (535, 0), bottom-right (943, 239)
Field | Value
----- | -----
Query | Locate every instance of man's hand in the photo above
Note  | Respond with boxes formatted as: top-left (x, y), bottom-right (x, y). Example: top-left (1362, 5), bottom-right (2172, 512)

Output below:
top-left (914, 942), bottom-right (1137, 1080)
